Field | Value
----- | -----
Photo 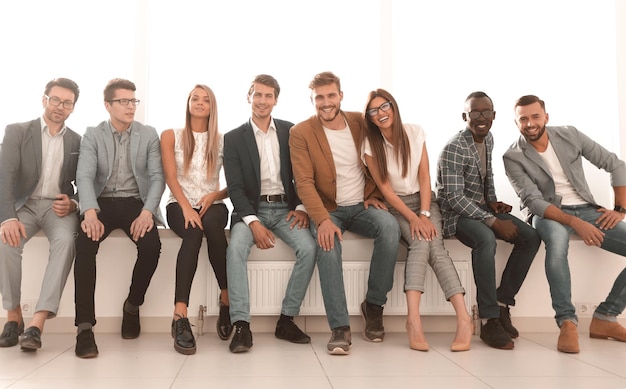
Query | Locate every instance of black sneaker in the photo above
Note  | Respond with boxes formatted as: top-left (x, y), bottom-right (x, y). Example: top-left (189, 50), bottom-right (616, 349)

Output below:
top-left (499, 305), bottom-right (519, 338)
top-left (75, 329), bottom-right (99, 358)
top-left (0, 321), bottom-right (24, 347)
top-left (275, 315), bottom-right (311, 344)
top-left (171, 315), bottom-right (196, 355)
top-left (327, 326), bottom-right (352, 355)
top-left (121, 299), bottom-right (140, 339)
top-left (229, 321), bottom-right (253, 353)
top-left (360, 300), bottom-right (384, 342)
top-left (480, 318), bottom-right (514, 350)
top-left (19, 326), bottom-right (42, 351)
top-left (216, 301), bottom-right (234, 341)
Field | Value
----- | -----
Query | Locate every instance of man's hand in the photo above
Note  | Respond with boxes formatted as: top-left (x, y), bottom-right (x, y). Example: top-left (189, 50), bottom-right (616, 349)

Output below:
top-left (488, 201), bottom-right (512, 214)
top-left (286, 210), bottom-right (309, 230)
top-left (0, 220), bottom-right (27, 247)
top-left (490, 218), bottom-right (519, 243)
top-left (196, 191), bottom-right (220, 218)
top-left (594, 207), bottom-right (625, 231)
top-left (130, 210), bottom-right (155, 242)
top-left (316, 219), bottom-right (342, 251)
top-left (249, 221), bottom-right (275, 250)
top-left (52, 194), bottom-right (75, 217)
top-left (364, 198), bottom-right (388, 210)
top-left (81, 209), bottom-right (105, 242)
top-left (571, 217), bottom-right (605, 247)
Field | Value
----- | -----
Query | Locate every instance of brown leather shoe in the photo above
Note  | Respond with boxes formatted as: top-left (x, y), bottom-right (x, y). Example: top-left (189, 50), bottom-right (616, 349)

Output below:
top-left (589, 317), bottom-right (626, 342)
top-left (557, 320), bottom-right (579, 353)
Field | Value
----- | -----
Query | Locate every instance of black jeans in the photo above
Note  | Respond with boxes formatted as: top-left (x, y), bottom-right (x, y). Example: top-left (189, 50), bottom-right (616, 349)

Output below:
top-left (166, 202), bottom-right (228, 306)
top-left (74, 197), bottom-right (161, 326)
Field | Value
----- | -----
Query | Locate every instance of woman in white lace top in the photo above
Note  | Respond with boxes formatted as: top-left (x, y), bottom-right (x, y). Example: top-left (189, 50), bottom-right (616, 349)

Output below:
top-left (161, 84), bottom-right (230, 355)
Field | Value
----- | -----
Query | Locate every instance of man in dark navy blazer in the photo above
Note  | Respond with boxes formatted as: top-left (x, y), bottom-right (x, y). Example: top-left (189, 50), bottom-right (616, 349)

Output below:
top-left (223, 74), bottom-right (317, 353)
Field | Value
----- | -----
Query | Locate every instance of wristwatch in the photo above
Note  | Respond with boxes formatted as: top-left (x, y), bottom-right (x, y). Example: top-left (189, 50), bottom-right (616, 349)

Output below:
top-left (614, 205), bottom-right (626, 214)
top-left (420, 210), bottom-right (431, 218)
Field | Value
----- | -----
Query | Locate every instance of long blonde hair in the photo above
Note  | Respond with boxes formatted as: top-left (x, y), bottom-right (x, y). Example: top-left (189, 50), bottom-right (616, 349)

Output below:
top-left (182, 84), bottom-right (219, 180)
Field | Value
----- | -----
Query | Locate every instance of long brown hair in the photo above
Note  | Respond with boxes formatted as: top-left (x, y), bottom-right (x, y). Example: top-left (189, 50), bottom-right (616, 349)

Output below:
top-left (182, 84), bottom-right (219, 180)
top-left (363, 88), bottom-right (411, 182)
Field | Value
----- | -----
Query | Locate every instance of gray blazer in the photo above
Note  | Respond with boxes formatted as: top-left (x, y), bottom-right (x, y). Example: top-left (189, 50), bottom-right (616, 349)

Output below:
top-left (0, 118), bottom-right (81, 223)
top-left (503, 125), bottom-right (626, 221)
top-left (76, 120), bottom-right (165, 224)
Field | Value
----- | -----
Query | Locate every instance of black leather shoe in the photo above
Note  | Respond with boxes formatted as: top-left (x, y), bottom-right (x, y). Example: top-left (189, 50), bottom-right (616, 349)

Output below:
top-left (480, 318), bottom-right (514, 350)
top-left (499, 305), bottom-right (519, 338)
top-left (20, 326), bottom-right (42, 351)
top-left (75, 329), bottom-right (99, 358)
top-left (172, 315), bottom-right (196, 355)
top-left (229, 321), bottom-right (253, 353)
top-left (121, 299), bottom-right (140, 339)
top-left (0, 321), bottom-right (24, 347)
top-left (275, 315), bottom-right (311, 344)
top-left (216, 301), bottom-right (233, 340)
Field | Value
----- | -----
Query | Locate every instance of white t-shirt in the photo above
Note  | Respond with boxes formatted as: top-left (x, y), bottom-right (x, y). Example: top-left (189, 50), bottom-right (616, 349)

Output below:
top-left (538, 141), bottom-right (587, 206)
top-left (362, 123), bottom-right (425, 196)
top-left (324, 125), bottom-right (364, 206)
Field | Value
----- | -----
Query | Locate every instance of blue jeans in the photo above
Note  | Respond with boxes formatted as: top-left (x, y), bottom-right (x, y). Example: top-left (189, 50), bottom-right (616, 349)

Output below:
top-left (533, 204), bottom-right (626, 326)
top-left (227, 201), bottom-right (317, 323)
top-left (455, 213), bottom-right (540, 319)
top-left (311, 203), bottom-right (400, 329)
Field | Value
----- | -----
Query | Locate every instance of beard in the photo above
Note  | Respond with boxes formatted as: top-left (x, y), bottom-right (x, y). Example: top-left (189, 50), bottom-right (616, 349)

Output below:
top-left (524, 124), bottom-right (546, 142)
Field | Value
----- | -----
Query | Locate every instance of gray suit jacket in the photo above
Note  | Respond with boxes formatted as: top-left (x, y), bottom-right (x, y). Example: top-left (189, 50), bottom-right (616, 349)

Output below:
top-left (0, 118), bottom-right (81, 223)
top-left (76, 120), bottom-right (165, 224)
top-left (503, 125), bottom-right (626, 221)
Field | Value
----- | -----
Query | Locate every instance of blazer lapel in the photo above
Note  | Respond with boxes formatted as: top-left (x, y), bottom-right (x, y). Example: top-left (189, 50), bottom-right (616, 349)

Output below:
top-left (129, 123), bottom-right (140, 175)
top-left (242, 122), bottom-right (261, 185)
top-left (311, 118), bottom-right (336, 176)
top-left (29, 120), bottom-right (43, 177)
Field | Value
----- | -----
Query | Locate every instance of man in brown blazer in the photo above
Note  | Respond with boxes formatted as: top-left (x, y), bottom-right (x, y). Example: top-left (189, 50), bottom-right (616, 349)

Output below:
top-left (290, 71), bottom-right (400, 355)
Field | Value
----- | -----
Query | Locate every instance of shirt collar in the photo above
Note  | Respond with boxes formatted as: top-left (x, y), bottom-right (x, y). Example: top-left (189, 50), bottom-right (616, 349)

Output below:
top-left (39, 116), bottom-right (66, 136)
top-left (250, 117), bottom-right (276, 135)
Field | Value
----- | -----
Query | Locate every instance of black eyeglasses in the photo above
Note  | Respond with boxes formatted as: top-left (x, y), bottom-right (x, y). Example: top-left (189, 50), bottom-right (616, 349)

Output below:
top-left (367, 101), bottom-right (392, 117)
top-left (108, 98), bottom-right (141, 106)
top-left (466, 110), bottom-right (494, 119)
top-left (45, 95), bottom-right (74, 109)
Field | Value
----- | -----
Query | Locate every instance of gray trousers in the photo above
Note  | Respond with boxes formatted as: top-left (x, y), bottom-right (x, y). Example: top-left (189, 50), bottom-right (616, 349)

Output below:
top-left (389, 192), bottom-right (465, 300)
top-left (0, 198), bottom-right (77, 317)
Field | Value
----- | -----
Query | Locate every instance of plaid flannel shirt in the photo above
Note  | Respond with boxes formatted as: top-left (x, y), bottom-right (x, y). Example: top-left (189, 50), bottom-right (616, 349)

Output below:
top-left (436, 129), bottom-right (497, 238)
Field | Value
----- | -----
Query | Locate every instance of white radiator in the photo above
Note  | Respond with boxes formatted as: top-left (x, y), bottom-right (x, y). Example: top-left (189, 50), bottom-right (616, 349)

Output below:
top-left (206, 261), bottom-right (472, 316)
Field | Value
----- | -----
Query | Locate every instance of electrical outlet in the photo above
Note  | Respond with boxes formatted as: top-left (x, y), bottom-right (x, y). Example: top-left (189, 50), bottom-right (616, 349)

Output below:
top-left (21, 299), bottom-right (37, 315)
top-left (575, 302), bottom-right (595, 316)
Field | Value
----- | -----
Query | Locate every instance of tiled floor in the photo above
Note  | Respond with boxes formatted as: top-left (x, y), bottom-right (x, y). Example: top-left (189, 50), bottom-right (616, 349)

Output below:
top-left (1, 330), bottom-right (626, 389)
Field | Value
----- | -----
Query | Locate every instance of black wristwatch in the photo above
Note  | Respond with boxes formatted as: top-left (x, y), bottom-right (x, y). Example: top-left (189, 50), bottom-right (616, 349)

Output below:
top-left (614, 205), bottom-right (626, 214)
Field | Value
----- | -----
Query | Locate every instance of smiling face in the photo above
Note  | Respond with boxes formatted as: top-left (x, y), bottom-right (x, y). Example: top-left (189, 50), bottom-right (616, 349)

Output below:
top-left (463, 96), bottom-right (495, 143)
top-left (311, 82), bottom-right (343, 126)
top-left (248, 82), bottom-right (277, 122)
top-left (515, 101), bottom-right (549, 143)
top-left (367, 96), bottom-right (394, 132)
top-left (188, 87), bottom-right (211, 120)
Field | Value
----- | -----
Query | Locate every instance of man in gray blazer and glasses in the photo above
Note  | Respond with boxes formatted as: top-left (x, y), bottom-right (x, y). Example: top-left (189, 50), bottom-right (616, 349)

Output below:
top-left (0, 78), bottom-right (81, 352)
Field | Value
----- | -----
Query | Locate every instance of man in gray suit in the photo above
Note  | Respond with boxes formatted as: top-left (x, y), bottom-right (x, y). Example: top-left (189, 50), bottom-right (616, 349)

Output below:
top-left (73, 78), bottom-right (164, 358)
top-left (0, 78), bottom-right (81, 351)
top-left (504, 95), bottom-right (626, 354)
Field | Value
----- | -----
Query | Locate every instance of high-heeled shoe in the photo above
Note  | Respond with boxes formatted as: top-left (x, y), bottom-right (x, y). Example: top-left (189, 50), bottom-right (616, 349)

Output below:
top-left (450, 322), bottom-right (474, 352)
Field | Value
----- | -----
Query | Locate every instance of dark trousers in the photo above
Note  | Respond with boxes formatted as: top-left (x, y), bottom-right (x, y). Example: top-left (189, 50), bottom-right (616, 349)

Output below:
top-left (74, 197), bottom-right (161, 326)
top-left (166, 202), bottom-right (228, 306)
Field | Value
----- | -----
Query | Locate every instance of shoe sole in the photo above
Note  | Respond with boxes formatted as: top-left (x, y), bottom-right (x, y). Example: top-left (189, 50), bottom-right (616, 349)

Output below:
top-left (229, 345), bottom-right (251, 353)
top-left (481, 339), bottom-right (514, 350)
top-left (327, 346), bottom-right (350, 355)
top-left (19, 339), bottom-right (41, 351)
top-left (174, 343), bottom-right (197, 355)
top-left (275, 332), bottom-right (311, 344)
top-left (76, 351), bottom-right (99, 359)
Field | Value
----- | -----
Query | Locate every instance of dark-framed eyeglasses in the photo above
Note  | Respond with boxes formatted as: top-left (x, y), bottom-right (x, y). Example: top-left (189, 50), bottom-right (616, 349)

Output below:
top-left (466, 110), bottom-right (494, 119)
top-left (108, 98), bottom-right (141, 106)
top-left (45, 95), bottom-right (75, 109)
top-left (367, 101), bottom-right (392, 117)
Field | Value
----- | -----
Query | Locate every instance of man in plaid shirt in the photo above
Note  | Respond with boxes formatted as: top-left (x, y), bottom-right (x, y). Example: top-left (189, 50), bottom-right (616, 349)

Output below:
top-left (436, 91), bottom-right (540, 350)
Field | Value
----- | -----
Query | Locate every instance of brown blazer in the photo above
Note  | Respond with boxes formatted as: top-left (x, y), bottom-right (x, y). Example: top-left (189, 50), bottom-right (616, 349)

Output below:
top-left (289, 111), bottom-right (380, 226)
